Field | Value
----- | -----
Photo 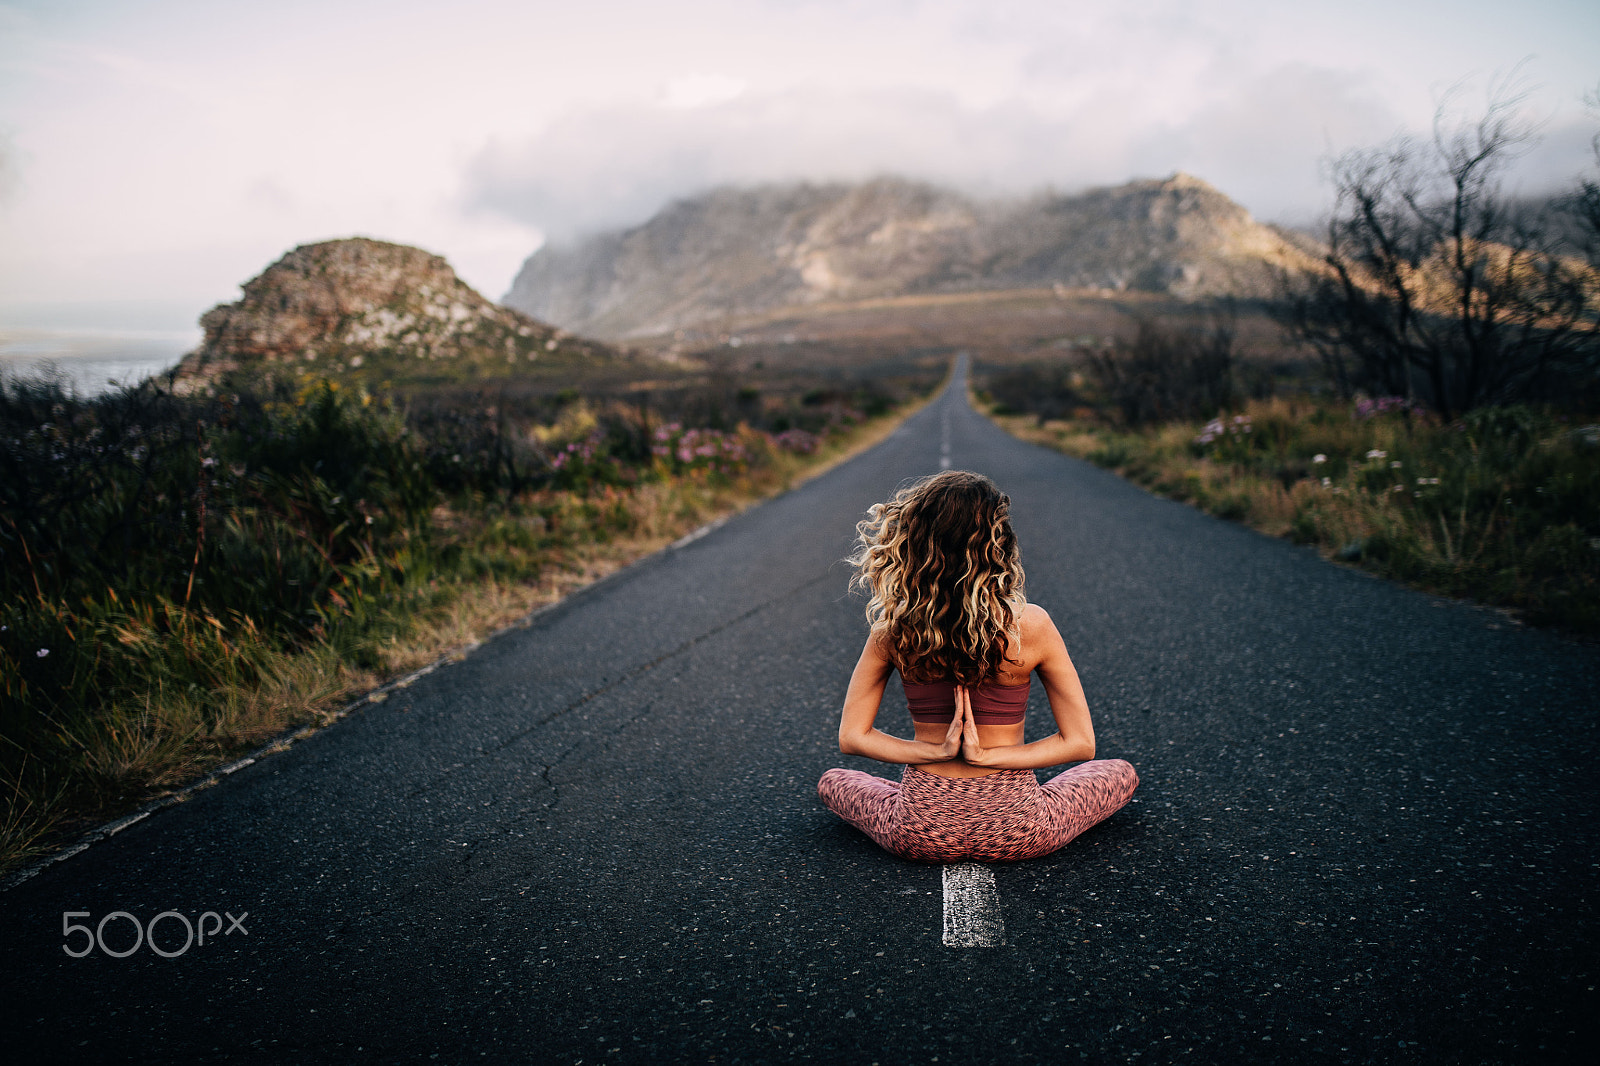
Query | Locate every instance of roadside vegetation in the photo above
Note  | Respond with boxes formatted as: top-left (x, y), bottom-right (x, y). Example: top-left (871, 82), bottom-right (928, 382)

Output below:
top-left (989, 393), bottom-right (1599, 630)
top-left (0, 360), bottom-right (938, 874)
top-left (983, 92), bottom-right (1600, 635)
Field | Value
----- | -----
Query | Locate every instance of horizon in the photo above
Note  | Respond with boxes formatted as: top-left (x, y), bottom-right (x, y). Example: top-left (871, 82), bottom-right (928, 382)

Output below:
top-left (1, 0), bottom-right (1596, 338)
top-left (0, 168), bottom-right (1308, 345)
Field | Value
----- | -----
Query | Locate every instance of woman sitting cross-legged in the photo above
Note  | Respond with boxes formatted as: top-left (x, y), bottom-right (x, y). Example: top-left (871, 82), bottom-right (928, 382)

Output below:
top-left (818, 470), bottom-right (1138, 863)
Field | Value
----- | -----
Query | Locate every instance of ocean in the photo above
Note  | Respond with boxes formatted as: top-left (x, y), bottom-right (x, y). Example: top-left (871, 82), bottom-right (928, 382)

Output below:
top-left (0, 327), bottom-right (200, 397)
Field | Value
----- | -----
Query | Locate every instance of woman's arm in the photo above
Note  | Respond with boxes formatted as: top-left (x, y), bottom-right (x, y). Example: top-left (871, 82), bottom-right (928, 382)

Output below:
top-left (838, 631), bottom-right (964, 764)
top-left (959, 606), bottom-right (1096, 769)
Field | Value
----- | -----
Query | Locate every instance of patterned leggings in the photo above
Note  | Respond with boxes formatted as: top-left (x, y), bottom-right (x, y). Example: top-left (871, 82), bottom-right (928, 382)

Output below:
top-left (817, 760), bottom-right (1138, 863)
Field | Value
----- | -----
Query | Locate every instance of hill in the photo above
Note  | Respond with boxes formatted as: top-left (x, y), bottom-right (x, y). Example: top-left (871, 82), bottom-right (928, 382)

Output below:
top-left (176, 237), bottom-right (619, 391)
top-left (504, 174), bottom-right (1322, 340)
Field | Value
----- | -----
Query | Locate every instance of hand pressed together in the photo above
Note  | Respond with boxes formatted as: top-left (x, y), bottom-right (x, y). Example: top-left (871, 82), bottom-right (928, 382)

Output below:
top-left (955, 685), bottom-right (992, 767)
top-left (932, 691), bottom-right (964, 760)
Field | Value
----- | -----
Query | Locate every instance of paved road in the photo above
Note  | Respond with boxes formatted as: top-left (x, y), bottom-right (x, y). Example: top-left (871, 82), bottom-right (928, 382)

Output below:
top-left (3, 362), bottom-right (1596, 1064)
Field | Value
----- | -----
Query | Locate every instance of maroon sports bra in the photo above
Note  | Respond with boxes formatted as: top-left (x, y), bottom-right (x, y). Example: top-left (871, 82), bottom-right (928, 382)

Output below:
top-left (904, 678), bottom-right (1030, 725)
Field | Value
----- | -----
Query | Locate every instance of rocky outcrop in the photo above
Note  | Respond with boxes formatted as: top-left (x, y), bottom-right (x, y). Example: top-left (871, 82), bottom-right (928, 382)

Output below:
top-left (504, 174), bottom-right (1323, 340)
top-left (178, 237), bottom-right (610, 386)
top-left (974, 173), bottom-right (1318, 295)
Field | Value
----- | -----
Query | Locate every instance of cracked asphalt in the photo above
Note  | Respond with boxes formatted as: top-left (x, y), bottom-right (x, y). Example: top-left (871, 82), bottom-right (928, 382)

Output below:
top-left (1, 360), bottom-right (1595, 1064)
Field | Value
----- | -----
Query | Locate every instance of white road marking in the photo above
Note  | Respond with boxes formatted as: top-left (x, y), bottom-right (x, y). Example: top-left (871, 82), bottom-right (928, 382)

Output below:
top-left (669, 515), bottom-right (730, 549)
top-left (940, 406), bottom-right (952, 469)
top-left (942, 863), bottom-right (1006, 947)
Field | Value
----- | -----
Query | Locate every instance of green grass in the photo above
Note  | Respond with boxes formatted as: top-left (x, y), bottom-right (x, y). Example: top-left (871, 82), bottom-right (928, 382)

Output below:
top-left (992, 397), bottom-right (1600, 632)
top-left (0, 370), bottom-right (934, 874)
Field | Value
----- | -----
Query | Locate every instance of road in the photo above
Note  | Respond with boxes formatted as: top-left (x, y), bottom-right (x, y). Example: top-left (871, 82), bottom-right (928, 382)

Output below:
top-left (2, 360), bottom-right (1596, 1064)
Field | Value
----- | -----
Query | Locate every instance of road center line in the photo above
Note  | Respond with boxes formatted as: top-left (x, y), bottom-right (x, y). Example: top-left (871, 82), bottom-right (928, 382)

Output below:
top-left (942, 863), bottom-right (1006, 947)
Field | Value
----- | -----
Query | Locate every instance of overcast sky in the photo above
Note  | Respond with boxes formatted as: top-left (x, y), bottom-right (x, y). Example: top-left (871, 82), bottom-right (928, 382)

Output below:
top-left (1, 0), bottom-right (1596, 333)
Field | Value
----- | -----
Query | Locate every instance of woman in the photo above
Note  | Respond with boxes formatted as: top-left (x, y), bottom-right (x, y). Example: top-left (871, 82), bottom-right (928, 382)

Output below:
top-left (818, 470), bottom-right (1138, 863)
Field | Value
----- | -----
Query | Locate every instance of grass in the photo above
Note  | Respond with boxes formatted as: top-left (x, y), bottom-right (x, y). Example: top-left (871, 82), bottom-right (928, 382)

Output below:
top-left (988, 396), bottom-right (1600, 632)
top-left (0, 369), bottom-right (934, 877)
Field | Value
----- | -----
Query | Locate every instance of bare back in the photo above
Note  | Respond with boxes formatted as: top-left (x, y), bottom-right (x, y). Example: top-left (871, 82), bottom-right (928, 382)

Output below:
top-left (907, 602), bottom-right (1091, 777)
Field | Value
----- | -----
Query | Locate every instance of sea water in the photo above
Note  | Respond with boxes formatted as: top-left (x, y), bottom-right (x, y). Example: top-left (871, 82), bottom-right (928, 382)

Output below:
top-left (0, 328), bottom-right (198, 397)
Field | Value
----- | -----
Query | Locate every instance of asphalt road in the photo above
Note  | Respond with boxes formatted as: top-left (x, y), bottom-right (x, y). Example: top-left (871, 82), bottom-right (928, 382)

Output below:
top-left (2, 360), bottom-right (1596, 1065)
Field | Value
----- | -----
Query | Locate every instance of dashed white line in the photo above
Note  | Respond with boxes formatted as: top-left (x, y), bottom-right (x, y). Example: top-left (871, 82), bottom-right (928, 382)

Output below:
top-left (669, 515), bottom-right (730, 549)
top-left (942, 863), bottom-right (1006, 947)
top-left (103, 811), bottom-right (150, 836)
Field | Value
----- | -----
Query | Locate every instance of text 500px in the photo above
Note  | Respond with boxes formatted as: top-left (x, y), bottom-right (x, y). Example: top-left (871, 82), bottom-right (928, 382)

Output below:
top-left (62, 910), bottom-right (249, 958)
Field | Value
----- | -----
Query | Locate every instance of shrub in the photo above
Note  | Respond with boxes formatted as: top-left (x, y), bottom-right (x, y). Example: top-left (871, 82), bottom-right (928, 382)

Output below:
top-left (1085, 310), bottom-right (1236, 426)
top-left (999, 394), bottom-right (1600, 630)
top-left (986, 364), bottom-right (1081, 424)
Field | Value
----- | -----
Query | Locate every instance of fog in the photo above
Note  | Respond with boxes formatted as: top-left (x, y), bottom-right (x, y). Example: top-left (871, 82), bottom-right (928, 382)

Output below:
top-left (466, 68), bottom-right (1412, 243)
top-left (0, 0), bottom-right (1594, 338)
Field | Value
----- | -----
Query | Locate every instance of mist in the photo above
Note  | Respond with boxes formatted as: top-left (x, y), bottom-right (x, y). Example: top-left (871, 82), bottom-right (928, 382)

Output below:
top-left (466, 69), bottom-right (1407, 247)
top-left (1, 0), bottom-right (1595, 328)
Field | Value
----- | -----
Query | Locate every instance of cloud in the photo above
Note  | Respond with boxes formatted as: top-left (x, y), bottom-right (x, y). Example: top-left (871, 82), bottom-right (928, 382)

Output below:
top-left (657, 74), bottom-right (748, 110)
top-left (0, 130), bottom-right (18, 204)
top-left (464, 87), bottom-right (1073, 239)
top-left (1128, 65), bottom-right (1407, 225)
top-left (5, 0), bottom-right (1595, 323)
top-left (462, 67), bottom-right (1411, 239)
top-left (1509, 119), bottom-right (1600, 195)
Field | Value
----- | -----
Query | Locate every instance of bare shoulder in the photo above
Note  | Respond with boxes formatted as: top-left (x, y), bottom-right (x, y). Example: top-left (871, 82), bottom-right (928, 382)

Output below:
top-left (1025, 602), bottom-right (1069, 649)
top-left (1013, 602), bottom-right (1065, 674)
top-left (1019, 602), bottom-right (1057, 637)
top-left (861, 624), bottom-right (895, 665)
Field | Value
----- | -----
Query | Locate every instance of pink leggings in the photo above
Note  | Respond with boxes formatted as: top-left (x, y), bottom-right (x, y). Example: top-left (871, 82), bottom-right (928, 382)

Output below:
top-left (817, 760), bottom-right (1138, 863)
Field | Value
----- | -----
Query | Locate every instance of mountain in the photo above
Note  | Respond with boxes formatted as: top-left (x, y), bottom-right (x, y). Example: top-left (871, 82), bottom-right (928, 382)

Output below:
top-left (176, 237), bottom-right (615, 389)
top-left (503, 174), bottom-right (1322, 340)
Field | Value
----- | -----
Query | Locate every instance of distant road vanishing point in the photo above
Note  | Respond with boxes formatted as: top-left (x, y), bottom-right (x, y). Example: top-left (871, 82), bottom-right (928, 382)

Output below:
top-left (2, 359), bottom-right (1595, 1063)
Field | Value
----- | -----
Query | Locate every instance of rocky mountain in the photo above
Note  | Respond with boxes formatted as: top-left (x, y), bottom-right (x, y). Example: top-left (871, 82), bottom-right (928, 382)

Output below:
top-left (177, 237), bottom-right (614, 389)
top-left (503, 174), bottom-right (1322, 340)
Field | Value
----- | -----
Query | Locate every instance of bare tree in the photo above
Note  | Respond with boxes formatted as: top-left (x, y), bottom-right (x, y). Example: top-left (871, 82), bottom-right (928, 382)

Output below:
top-left (1569, 84), bottom-right (1600, 269)
top-left (1085, 305), bottom-right (1237, 427)
top-left (1284, 87), bottom-right (1599, 418)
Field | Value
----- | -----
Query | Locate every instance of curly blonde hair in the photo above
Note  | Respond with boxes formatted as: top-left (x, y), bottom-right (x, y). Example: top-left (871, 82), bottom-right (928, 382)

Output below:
top-left (848, 470), bottom-right (1025, 685)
